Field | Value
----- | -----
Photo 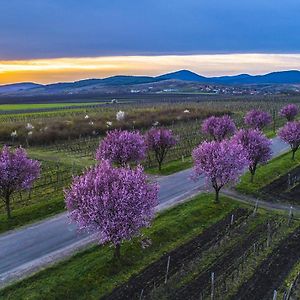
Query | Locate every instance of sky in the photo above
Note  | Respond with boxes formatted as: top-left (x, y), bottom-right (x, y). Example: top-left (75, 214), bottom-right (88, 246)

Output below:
top-left (0, 0), bottom-right (300, 84)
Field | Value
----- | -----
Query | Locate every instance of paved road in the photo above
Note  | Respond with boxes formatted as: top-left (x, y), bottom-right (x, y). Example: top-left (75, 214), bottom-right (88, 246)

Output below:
top-left (0, 137), bottom-right (290, 287)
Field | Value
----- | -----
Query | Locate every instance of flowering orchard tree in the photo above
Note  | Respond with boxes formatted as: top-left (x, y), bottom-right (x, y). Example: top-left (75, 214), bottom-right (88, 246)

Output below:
top-left (278, 121), bottom-right (300, 160)
top-left (201, 115), bottom-right (236, 141)
top-left (145, 128), bottom-right (178, 171)
top-left (0, 146), bottom-right (40, 218)
top-left (192, 140), bottom-right (247, 203)
top-left (244, 109), bottom-right (272, 130)
top-left (96, 129), bottom-right (146, 166)
top-left (233, 129), bottom-right (272, 182)
top-left (65, 160), bottom-right (158, 259)
top-left (280, 104), bottom-right (298, 121)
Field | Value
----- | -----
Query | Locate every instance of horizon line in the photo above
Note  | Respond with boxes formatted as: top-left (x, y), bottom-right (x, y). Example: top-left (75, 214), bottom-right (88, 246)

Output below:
top-left (1, 53), bottom-right (300, 85)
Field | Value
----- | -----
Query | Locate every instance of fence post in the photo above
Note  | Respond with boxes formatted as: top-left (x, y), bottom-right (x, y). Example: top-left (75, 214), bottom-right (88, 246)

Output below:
top-left (164, 256), bottom-right (170, 284)
top-left (211, 272), bottom-right (215, 300)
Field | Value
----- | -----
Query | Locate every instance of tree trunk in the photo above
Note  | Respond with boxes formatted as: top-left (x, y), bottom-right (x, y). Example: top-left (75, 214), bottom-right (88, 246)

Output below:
top-left (214, 188), bottom-right (220, 203)
top-left (114, 244), bottom-right (121, 260)
top-left (5, 196), bottom-right (11, 219)
top-left (292, 150), bottom-right (296, 160)
top-left (158, 161), bottom-right (162, 171)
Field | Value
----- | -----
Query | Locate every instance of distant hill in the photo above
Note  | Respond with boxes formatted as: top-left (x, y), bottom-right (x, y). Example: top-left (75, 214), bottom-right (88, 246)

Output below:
top-left (1, 69), bottom-right (300, 97)
top-left (0, 82), bottom-right (42, 93)
top-left (156, 70), bottom-right (209, 82)
top-left (154, 70), bottom-right (300, 85)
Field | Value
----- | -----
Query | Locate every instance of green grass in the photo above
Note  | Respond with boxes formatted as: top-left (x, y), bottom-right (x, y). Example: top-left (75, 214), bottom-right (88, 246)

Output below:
top-left (147, 157), bottom-right (193, 175)
top-left (237, 150), bottom-right (300, 195)
top-left (0, 194), bottom-right (65, 234)
top-left (0, 194), bottom-right (238, 300)
top-left (0, 102), bottom-right (106, 111)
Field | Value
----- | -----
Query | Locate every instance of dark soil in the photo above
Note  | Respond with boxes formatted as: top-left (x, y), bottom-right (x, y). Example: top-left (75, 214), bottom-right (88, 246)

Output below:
top-left (232, 226), bottom-right (300, 300)
top-left (102, 208), bottom-right (250, 300)
top-left (261, 166), bottom-right (300, 203)
top-left (170, 220), bottom-right (268, 300)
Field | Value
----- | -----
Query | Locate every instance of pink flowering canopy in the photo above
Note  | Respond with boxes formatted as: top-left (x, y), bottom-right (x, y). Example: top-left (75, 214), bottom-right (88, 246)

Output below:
top-left (96, 129), bottom-right (146, 166)
top-left (244, 109), bottom-right (272, 130)
top-left (280, 104), bottom-right (298, 121)
top-left (278, 121), bottom-right (300, 159)
top-left (145, 127), bottom-right (178, 170)
top-left (232, 129), bottom-right (272, 182)
top-left (201, 115), bottom-right (236, 141)
top-left (65, 160), bottom-right (158, 258)
top-left (192, 140), bottom-right (247, 202)
top-left (0, 146), bottom-right (40, 218)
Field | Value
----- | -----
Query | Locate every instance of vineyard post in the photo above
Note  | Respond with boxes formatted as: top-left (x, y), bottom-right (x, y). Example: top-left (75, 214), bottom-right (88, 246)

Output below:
top-left (211, 272), bottom-right (215, 300)
top-left (267, 222), bottom-right (271, 247)
top-left (164, 256), bottom-right (170, 284)
top-left (139, 289), bottom-right (144, 300)
top-left (253, 200), bottom-right (258, 216)
top-left (288, 206), bottom-right (293, 227)
top-left (230, 214), bottom-right (234, 226)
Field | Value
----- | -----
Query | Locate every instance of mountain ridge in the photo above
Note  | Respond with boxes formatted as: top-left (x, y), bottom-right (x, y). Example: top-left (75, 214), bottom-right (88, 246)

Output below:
top-left (1, 69), bottom-right (300, 96)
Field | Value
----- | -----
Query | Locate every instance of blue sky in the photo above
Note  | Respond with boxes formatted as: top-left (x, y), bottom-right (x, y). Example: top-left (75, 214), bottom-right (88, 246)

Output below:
top-left (0, 0), bottom-right (299, 59)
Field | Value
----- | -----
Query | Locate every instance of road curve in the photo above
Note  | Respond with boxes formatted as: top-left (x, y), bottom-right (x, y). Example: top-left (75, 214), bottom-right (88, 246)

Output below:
top-left (0, 137), bottom-right (290, 287)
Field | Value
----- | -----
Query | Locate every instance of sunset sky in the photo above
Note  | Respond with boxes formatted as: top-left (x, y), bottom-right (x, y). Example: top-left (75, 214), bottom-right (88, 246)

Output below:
top-left (0, 0), bottom-right (299, 84)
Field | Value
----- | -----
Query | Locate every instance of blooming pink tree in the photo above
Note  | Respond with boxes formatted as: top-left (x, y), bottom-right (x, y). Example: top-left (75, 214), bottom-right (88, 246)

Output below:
top-left (201, 115), bottom-right (236, 141)
top-left (233, 129), bottom-right (272, 182)
top-left (278, 121), bottom-right (300, 160)
top-left (0, 146), bottom-right (40, 218)
top-left (96, 129), bottom-right (146, 166)
top-left (65, 160), bottom-right (158, 259)
top-left (192, 140), bottom-right (247, 203)
top-left (244, 109), bottom-right (272, 130)
top-left (280, 104), bottom-right (298, 122)
top-left (145, 128), bottom-right (178, 171)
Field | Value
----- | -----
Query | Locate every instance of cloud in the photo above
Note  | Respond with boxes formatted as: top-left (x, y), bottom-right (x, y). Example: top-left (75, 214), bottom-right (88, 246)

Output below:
top-left (0, 53), bottom-right (300, 84)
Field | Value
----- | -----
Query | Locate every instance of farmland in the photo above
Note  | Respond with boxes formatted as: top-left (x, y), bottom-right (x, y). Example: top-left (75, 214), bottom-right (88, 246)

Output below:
top-left (0, 94), bottom-right (300, 299)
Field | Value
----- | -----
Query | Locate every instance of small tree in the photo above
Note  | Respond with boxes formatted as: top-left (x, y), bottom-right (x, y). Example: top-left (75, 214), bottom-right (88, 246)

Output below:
top-left (145, 128), bottom-right (178, 171)
top-left (201, 115), bottom-right (236, 141)
top-left (0, 146), bottom-right (40, 219)
top-left (192, 140), bottom-right (247, 203)
top-left (278, 121), bottom-right (300, 160)
top-left (233, 129), bottom-right (272, 182)
top-left (65, 160), bottom-right (158, 259)
top-left (244, 109), bottom-right (272, 130)
top-left (280, 104), bottom-right (298, 122)
top-left (96, 129), bottom-right (146, 166)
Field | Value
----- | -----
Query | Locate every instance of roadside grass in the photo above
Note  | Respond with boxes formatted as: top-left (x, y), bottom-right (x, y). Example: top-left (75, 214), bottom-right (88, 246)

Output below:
top-left (0, 194), bottom-right (64, 234)
top-left (236, 150), bottom-right (300, 195)
top-left (147, 157), bottom-right (193, 175)
top-left (0, 193), bottom-right (238, 300)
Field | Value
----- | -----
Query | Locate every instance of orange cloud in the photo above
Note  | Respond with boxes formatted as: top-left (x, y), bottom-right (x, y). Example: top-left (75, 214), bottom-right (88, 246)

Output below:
top-left (0, 54), bottom-right (300, 84)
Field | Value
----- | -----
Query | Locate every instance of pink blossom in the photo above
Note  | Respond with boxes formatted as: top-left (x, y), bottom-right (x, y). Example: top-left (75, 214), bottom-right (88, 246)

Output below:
top-left (192, 140), bottom-right (247, 202)
top-left (96, 129), bottom-right (146, 166)
top-left (201, 115), bottom-right (236, 141)
top-left (64, 160), bottom-right (158, 258)
top-left (278, 121), bottom-right (300, 159)
top-left (145, 128), bottom-right (178, 171)
top-left (0, 146), bottom-right (40, 218)
top-left (233, 129), bottom-right (272, 182)
top-left (280, 104), bottom-right (298, 121)
top-left (244, 109), bottom-right (272, 130)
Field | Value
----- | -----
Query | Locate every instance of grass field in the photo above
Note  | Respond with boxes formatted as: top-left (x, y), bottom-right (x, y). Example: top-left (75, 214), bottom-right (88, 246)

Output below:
top-left (237, 150), bottom-right (300, 195)
top-left (0, 194), bottom-right (238, 299)
top-left (0, 102), bottom-right (107, 111)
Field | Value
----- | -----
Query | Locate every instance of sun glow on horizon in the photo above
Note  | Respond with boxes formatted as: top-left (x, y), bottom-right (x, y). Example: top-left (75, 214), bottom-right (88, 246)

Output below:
top-left (1, 53), bottom-right (300, 85)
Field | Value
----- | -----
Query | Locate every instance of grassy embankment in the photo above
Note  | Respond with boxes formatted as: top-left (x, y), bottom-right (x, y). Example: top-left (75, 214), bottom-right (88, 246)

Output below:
top-left (0, 194), bottom-right (238, 299)
top-left (237, 150), bottom-right (300, 195)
